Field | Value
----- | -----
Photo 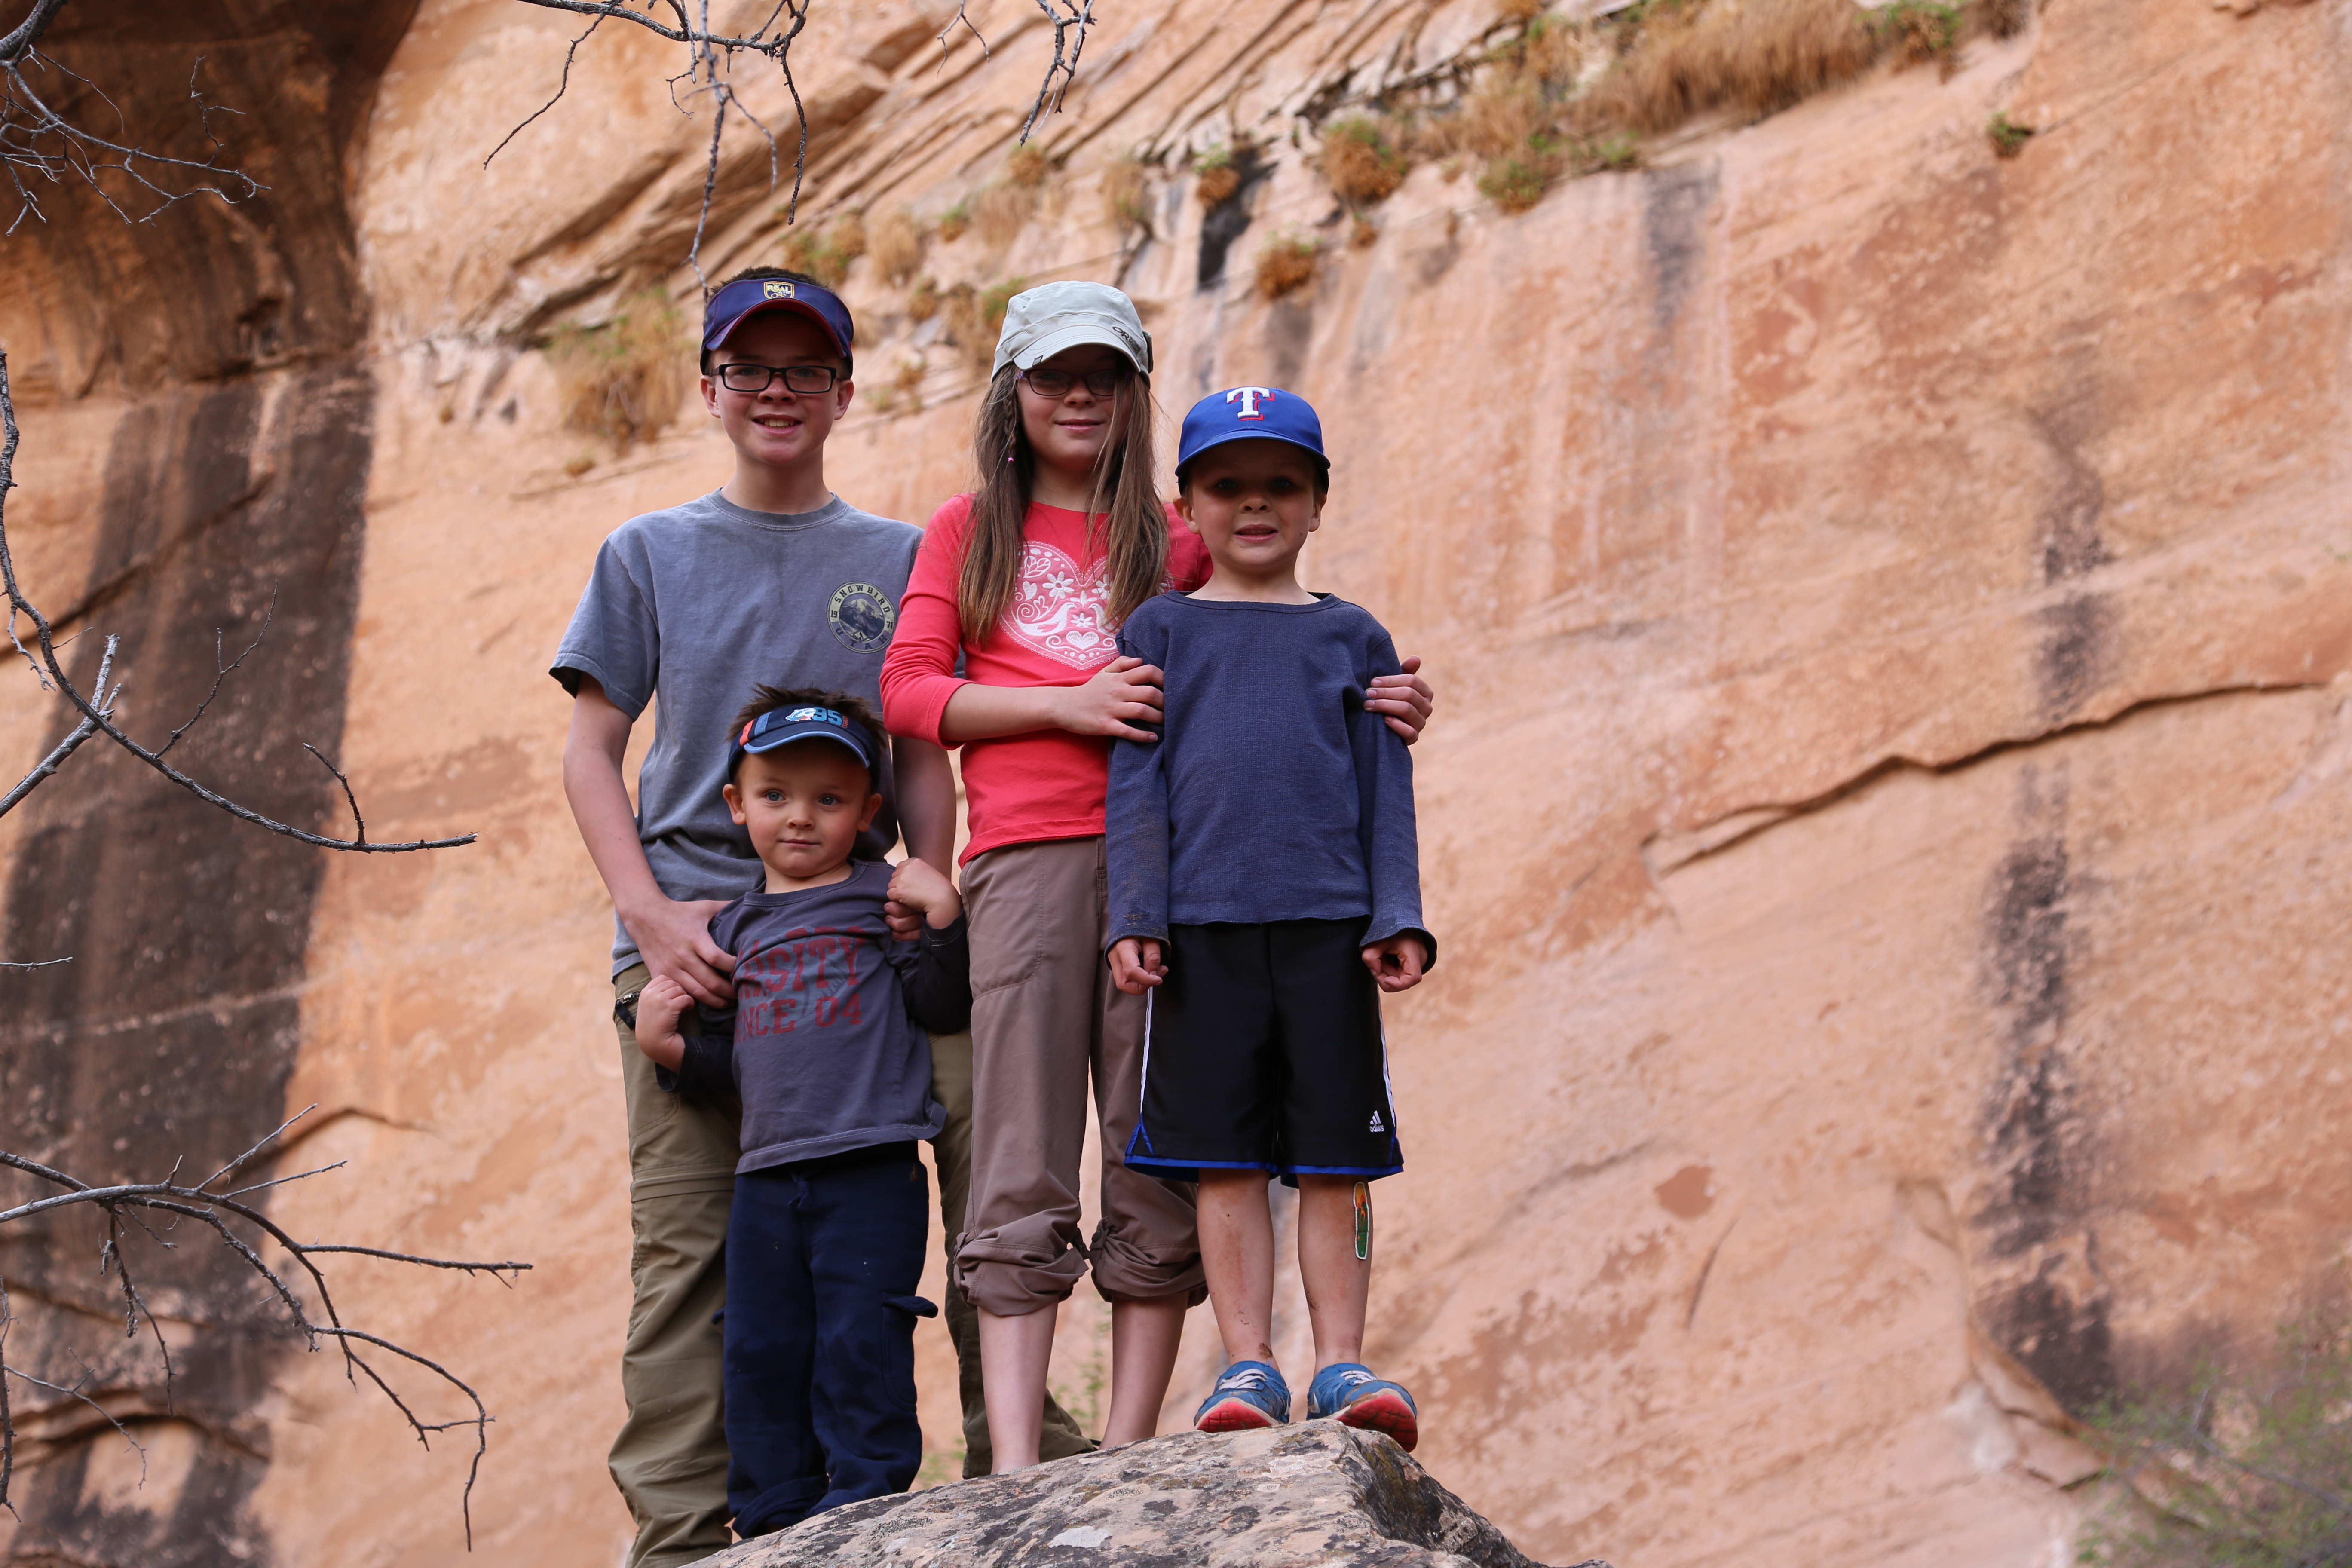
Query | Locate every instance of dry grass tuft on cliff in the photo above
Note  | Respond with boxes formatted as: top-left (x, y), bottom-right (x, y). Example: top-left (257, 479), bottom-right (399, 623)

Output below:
top-left (868, 208), bottom-right (924, 285)
top-left (1256, 235), bottom-right (1321, 300)
top-left (548, 291), bottom-right (691, 449)
top-left (778, 215), bottom-right (865, 288)
top-left (943, 279), bottom-right (1026, 371)
top-left (1194, 143), bottom-right (1241, 207)
top-left (1322, 115), bottom-right (1412, 204)
top-left (1585, 0), bottom-right (1880, 133)
top-left (1005, 143), bottom-right (1054, 188)
top-left (974, 182), bottom-right (1037, 248)
top-left (1102, 153), bottom-right (1151, 233)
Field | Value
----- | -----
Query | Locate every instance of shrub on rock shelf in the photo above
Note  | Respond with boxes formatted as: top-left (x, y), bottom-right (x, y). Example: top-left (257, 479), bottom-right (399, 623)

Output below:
top-left (548, 291), bottom-right (689, 450)
top-left (1102, 153), bottom-right (1151, 233)
top-left (868, 208), bottom-right (924, 285)
top-left (1322, 115), bottom-right (1411, 204)
top-left (1194, 142), bottom-right (1241, 207)
top-left (779, 215), bottom-right (864, 289)
top-left (1256, 236), bottom-right (1320, 300)
top-left (2077, 1316), bottom-right (2352, 1568)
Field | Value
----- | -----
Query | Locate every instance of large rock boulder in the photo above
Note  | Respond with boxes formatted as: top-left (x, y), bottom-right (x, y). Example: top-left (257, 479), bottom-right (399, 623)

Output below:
top-left (704, 1425), bottom-right (1599, 1568)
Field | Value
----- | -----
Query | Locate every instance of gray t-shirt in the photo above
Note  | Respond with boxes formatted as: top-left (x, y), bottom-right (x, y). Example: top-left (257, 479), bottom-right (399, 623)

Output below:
top-left (550, 490), bottom-right (922, 974)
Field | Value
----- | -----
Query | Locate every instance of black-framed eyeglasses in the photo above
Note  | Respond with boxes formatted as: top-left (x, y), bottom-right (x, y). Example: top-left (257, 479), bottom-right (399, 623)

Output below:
top-left (1019, 365), bottom-right (1130, 398)
top-left (716, 362), bottom-right (842, 394)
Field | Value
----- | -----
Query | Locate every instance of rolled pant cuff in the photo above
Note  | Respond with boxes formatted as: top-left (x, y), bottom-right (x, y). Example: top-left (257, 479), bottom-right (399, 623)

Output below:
top-left (953, 1250), bottom-right (1088, 1317)
top-left (1088, 1221), bottom-right (1206, 1305)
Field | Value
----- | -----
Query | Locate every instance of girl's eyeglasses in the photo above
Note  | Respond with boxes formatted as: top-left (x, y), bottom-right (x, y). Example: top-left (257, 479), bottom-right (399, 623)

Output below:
top-left (1018, 366), bottom-right (1130, 399)
top-left (715, 363), bottom-right (842, 393)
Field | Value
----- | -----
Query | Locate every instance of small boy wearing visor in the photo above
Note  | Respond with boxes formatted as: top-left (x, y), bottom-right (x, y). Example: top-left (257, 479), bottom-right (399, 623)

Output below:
top-left (1104, 387), bottom-right (1435, 1450)
top-left (631, 689), bottom-right (968, 1536)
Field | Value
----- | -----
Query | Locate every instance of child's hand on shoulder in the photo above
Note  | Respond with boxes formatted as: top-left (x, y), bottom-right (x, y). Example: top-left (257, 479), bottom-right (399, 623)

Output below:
top-left (1108, 937), bottom-right (1167, 995)
top-left (886, 857), bottom-right (963, 931)
top-left (634, 975), bottom-right (692, 1070)
top-left (1360, 935), bottom-right (1427, 994)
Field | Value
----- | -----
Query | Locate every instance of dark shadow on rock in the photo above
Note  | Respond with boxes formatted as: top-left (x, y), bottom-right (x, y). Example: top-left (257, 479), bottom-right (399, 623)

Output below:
top-left (0, 2), bottom-right (414, 1561)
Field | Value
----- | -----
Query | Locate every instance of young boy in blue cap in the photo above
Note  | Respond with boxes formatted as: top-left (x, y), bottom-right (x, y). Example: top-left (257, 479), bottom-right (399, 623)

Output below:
top-left (632, 687), bottom-right (967, 1535)
top-left (1104, 386), bottom-right (1435, 1451)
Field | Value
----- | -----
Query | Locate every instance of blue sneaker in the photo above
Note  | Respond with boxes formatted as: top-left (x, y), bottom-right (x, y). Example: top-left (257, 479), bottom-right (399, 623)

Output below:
top-left (1194, 1360), bottom-right (1291, 1433)
top-left (1307, 1363), bottom-right (1419, 1452)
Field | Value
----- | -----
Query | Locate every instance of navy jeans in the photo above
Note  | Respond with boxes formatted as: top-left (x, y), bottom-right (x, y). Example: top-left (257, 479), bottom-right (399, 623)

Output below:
top-left (723, 1142), bottom-right (935, 1537)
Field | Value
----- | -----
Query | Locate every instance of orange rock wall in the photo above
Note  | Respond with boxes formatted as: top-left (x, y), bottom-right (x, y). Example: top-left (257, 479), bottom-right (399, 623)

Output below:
top-left (4, 0), bottom-right (2349, 1563)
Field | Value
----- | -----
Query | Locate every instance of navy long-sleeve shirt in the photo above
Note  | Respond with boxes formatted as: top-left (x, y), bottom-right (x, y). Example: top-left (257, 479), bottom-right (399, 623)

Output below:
top-left (1105, 591), bottom-right (1433, 964)
top-left (665, 860), bottom-right (968, 1173)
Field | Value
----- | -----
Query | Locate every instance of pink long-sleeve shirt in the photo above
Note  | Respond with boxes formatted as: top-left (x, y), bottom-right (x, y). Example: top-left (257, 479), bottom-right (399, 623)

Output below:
top-left (880, 496), bottom-right (1212, 865)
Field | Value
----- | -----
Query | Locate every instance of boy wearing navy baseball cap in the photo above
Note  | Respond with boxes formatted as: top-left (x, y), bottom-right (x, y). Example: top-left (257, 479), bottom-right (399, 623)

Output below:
top-left (631, 686), bottom-right (968, 1535)
top-left (554, 267), bottom-right (1087, 1564)
top-left (1103, 387), bottom-right (1436, 1450)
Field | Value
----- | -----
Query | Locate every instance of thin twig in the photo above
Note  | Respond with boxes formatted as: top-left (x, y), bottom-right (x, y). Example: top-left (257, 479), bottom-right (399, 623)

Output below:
top-left (0, 633), bottom-right (113, 817)
top-left (156, 588), bottom-right (276, 758)
top-left (938, 0), bottom-right (989, 71)
top-left (0, 1140), bottom-right (528, 1539)
top-left (301, 744), bottom-right (367, 847)
top-left (482, 12), bottom-right (604, 168)
top-left (0, 358), bottom-right (475, 852)
top-left (1017, 0), bottom-right (1096, 145)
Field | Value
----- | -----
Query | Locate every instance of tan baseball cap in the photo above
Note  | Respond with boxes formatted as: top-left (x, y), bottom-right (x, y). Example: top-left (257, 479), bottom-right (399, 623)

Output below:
top-left (992, 280), bottom-right (1153, 379)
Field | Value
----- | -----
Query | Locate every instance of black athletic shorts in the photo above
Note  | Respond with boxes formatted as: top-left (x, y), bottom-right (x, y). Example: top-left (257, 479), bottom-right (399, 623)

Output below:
top-left (1122, 918), bottom-right (1402, 1185)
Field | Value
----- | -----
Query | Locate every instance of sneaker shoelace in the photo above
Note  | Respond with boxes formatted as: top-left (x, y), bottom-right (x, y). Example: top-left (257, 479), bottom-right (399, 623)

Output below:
top-left (1217, 1365), bottom-right (1279, 1394)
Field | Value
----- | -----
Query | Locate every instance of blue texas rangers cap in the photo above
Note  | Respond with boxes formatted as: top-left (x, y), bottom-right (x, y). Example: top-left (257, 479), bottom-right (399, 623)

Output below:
top-left (727, 703), bottom-right (876, 782)
top-left (1175, 386), bottom-right (1328, 477)
top-left (703, 274), bottom-right (856, 361)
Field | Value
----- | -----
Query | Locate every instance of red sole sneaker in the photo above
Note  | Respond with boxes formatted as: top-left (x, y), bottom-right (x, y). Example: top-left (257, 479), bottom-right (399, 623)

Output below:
top-left (1195, 1398), bottom-right (1282, 1433)
top-left (1336, 1389), bottom-right (1419, 1452)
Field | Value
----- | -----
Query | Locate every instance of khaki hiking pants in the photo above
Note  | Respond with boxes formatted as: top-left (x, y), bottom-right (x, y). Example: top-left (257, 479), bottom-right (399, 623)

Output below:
top-left (609, 967), bottom-right (1086, 1566)
top-left (955, 837), bottom-right (1206, 1320)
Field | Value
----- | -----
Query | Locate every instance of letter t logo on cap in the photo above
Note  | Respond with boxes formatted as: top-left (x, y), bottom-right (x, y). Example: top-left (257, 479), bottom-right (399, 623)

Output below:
top-left (1226, 386), bottom-right (1276, 420)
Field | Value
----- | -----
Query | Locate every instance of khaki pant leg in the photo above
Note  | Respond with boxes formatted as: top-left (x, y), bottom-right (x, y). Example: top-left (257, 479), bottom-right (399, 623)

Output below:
top-left (929, 1027), bottom-right (1093, 1477)
top-left (1081, 839), bottom-right (1206, 1305)
top-left (608, 963), bottom-right (740, 1568)
top-left (954, 841), bottom-right (1099, 1317)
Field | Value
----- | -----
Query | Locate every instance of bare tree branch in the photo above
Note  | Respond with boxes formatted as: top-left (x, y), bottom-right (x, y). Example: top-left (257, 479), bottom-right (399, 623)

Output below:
top-left (938, 2), bottom-right (989, 72)
top-left (0, 1110), bottom-right (529, 1539)
top-left (0, 353), bottom-right (477, 853)
top-left (501, 0), bottom-right (1097, 285)
top-left (1018, 0), bottom-right (1096, 145)
top-left (2, 4), bottom-right (263, 235)
top-left (505, 0), bottom-right (812, 290)
top-left (155, 589), bottom-right (274, 759)
top-left (0, 631), bottom-right (110, 815)
top-left (482, 11), bottom-right (603, 168)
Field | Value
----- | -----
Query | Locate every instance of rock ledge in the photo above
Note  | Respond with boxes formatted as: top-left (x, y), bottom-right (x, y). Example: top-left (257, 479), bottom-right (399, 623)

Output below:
top-left (704, 1423), bottom-right (1602, 1567)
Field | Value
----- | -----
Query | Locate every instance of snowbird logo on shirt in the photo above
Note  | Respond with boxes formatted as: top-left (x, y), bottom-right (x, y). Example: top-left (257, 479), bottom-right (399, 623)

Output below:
top-left (1226, 386), bottom-right (1276, 420)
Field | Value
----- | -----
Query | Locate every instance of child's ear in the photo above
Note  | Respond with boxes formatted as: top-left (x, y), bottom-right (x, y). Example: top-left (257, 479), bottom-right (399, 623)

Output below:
top-left (1173, 489), bottom-right (1201, 534)
top-left (858, 791), bottom-right (883, 832)
top-left (723, 781), bottom-right (749, 826)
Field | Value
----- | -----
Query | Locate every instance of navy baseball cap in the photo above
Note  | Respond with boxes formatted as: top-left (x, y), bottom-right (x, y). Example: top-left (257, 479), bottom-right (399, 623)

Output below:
top-left (727, 703), bottom-right (876, 782)
top-left (703, 274), bottom-right (855, 361)
top-left (1175, 386), bottom-right (1327, 478)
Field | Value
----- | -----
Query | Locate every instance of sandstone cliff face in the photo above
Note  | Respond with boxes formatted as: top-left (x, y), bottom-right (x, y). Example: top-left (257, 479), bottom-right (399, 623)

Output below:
top-left (2, 0), bottom-right (2348, 1564)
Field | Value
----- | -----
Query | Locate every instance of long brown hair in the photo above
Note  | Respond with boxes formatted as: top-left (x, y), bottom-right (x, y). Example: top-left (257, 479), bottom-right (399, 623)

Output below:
top-left (956, 364), bottom-right (1167, 645)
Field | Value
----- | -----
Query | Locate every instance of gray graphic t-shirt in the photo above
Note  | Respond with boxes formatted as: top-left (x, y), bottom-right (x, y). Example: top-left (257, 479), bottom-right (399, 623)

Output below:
top-left (550, 490), bottom-right (922, 974)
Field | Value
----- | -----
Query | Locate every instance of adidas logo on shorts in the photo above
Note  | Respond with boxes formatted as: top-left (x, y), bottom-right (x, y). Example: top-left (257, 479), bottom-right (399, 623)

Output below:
top-left (1368, 1111), bottom-right (1385, 1133)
